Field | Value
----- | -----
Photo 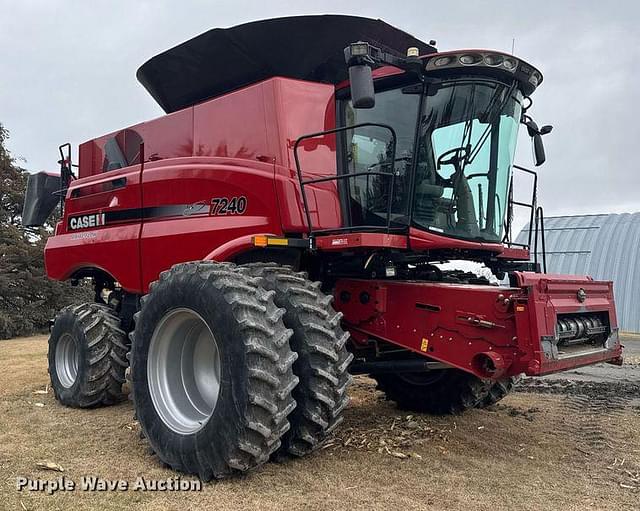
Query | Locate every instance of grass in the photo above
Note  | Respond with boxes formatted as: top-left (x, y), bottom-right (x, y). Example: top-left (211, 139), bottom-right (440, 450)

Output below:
top-left (1, 336), bottom-right (638, 510)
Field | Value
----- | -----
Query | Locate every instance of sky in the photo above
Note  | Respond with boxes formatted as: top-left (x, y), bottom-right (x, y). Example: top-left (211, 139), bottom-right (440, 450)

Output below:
top-left (1, 0), bottom-right (638, 225)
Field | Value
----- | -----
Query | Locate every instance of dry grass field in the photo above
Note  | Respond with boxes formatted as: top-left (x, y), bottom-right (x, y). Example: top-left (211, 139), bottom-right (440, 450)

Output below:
top-left (1, 335), bottom-right (638, 510)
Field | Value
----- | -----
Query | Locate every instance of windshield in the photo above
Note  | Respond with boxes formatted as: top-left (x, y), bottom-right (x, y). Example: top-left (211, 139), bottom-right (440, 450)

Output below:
top-left (342, 78), bottom-right (522, 242)
top-left (414, 80), bottom-right (522, 241)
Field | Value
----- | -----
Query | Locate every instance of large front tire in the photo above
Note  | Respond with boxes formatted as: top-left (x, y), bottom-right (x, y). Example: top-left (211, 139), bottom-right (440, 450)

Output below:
top-left (48, 303), bottom-right (128, 408)
top-left (129, 262), bottom-right (298, 479)
top-left (239, 264), bottom-right (353, 458)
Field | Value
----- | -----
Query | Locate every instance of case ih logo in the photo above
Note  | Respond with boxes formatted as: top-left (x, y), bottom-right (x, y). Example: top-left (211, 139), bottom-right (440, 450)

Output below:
top-left (68, 213), bottom-right (106, 231)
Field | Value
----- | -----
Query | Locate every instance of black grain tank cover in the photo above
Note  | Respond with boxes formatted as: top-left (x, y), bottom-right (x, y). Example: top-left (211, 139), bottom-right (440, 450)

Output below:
top-left (22, 172), bottom-right (60, 227)
top-left (137, 15), bottom-right (436, 113)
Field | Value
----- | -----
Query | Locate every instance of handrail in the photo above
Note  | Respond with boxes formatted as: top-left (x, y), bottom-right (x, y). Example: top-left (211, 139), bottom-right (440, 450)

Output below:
top-left (504, 164), bottom-right (538, 249)
top-left (57, 143), bottom-right (73, 215)
top-left (533, 206), bottom-right (547, 273)
top-left (293, 122), bottom-right (398, 237)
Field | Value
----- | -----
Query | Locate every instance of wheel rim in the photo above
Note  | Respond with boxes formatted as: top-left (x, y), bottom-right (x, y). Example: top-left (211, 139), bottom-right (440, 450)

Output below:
top-left (147, 308), bottom-right (221, 435)
top-left (55, 333), bottom-right (79, 388)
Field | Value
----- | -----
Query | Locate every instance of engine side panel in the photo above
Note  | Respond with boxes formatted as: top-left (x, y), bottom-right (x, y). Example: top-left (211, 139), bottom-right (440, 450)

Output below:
top-left (139, 159), bottom-right (282, 292)
top-left (45, 164), bottom-right (143, 291)
top-left (47, 78), bottom-right (300, 292)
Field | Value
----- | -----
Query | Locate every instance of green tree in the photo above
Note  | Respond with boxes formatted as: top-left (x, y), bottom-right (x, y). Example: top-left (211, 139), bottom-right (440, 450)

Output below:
top-left (0, 123), bottom-right (88, 338)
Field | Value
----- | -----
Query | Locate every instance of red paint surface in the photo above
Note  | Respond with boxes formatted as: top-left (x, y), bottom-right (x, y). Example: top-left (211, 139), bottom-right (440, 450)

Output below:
top-left (48, 78), bottom-right (339, 291)
top-left (315, 233), bottom-right (407, 251)
top-left (45, 164), bottom-right (143, 290)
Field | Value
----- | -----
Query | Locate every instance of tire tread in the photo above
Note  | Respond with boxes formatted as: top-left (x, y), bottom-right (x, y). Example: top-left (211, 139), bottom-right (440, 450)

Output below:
top-left (49, 302), bottom-right (129, 408)
top-left (239, 263), bottom-right (353, 458)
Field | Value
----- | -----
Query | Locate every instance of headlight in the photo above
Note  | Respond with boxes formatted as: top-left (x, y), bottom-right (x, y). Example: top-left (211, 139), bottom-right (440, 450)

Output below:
top-left (503, 58), bottom-right (518, 71)
top-left (433, 56), bottom-right (453, 67)
top-left (350, 42), bottom-right (370, 56)
top-left (484, 54), bottom-right (504, 66)
top-left (459, 54), bottom-right (482, 65)
top-left (529, 71), bottom-right (541, 87)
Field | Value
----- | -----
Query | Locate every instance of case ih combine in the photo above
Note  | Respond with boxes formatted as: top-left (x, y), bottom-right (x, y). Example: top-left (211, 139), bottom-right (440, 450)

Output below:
top-left (23, 15), bottom-right (623, 479)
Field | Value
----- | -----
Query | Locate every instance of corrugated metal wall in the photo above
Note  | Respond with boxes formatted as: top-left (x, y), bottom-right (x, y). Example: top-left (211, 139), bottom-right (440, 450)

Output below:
top-left (516, 213), bottom-right (640, 333)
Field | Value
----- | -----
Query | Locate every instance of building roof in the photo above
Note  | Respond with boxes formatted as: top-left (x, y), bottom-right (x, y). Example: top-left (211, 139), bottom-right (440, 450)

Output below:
top-left (516, 212), bottom-right (640, 332)
top-left (136, 15), bottom-right (436, 113)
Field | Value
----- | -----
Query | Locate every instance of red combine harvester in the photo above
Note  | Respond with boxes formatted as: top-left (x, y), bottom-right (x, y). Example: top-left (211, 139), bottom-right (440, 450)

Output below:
top-left (23, 16), bottom-right (623, 479)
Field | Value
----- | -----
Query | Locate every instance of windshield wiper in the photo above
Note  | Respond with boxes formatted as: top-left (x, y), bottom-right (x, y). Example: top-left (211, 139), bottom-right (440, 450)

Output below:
top-left (465, 81), bottom-right (517, 165)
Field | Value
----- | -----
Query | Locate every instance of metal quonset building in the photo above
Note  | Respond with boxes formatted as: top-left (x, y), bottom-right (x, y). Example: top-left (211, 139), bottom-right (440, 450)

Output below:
top-left (516, 213), bottom-right (640, 333)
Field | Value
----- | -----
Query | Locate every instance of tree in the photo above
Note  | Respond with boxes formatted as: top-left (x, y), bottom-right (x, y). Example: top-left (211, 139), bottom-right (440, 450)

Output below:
top-left (0, 123), bottom-right (88, 338)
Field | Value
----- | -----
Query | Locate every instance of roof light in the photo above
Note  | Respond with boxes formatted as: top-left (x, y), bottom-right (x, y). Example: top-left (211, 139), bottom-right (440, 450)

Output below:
top-left (459, 54), bottom-right (482, 65)
top-left (433, 56), bottom-right (453, 67)
top-left (503, 58), bottom-right (518, 71)
top-left (529, 71), bottom-right (541, 87)
top-left (484, 54), bottom-right (504, 67)
top-left (349, 41), bottom-right (370, 57)
top-left (423, 51), bottom-right (541, 90)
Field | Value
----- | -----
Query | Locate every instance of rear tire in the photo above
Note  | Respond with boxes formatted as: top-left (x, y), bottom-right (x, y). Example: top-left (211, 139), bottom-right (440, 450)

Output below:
top-left (48, 303), bottom-right (128, 408)
top-left (239, 263), bottom-right (353, 458)
top-left (372, 369), bottom-right (491, 415)
top-left (129, 262), bottom-right (298, 479)
top-left (478, 376), bottom-right (520, 408)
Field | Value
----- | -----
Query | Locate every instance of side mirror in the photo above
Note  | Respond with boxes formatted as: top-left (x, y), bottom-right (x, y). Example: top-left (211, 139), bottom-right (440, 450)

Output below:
top-left (532, 133), bottom-right (546, 167)
top-left (524, 117), bottom-right (553, 167)
top-left (22, 171), bottom-right (61, 227)
top-left (344, 42), bottom-right (377, 109)
top-left (348, 64), bottom-right (375, 108)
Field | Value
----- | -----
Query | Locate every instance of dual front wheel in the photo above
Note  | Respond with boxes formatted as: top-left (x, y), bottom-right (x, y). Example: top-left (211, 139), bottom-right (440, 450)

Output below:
top-left (129, 262), bottom-right (351, 479)
top-left (50, 262), bottom-right (349, 479)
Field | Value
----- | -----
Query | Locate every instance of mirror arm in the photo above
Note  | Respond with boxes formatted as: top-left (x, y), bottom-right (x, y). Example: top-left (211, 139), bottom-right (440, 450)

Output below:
top-left (344, 42), bottom-right (424, 74)
top-left (343, 41), bottom-right (425, 109)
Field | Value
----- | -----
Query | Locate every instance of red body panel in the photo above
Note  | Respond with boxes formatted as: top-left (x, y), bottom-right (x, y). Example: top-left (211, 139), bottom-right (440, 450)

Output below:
top-left (312, 229), bottom-right (529, 258)
top-left (333, 272), bottom-right (622, 379)
top-left (409, 227), bottom-right (503, 254)
top-left (46, 77), bottom-right (340, 292)
top-left (139, 159), bottom-right (282, 292)
top-left (315, 233), bottom-right (407, 251)
top-left (271, 78), bottom-right (341, 232)
top-left (46, 164), bottom-right (143, 291)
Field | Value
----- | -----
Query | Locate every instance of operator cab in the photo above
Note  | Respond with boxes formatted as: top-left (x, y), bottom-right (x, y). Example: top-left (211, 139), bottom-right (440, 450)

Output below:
top-left (327, 47), bottom-right (551, 246)
top-left (340, 66), bottom-right (521, 243)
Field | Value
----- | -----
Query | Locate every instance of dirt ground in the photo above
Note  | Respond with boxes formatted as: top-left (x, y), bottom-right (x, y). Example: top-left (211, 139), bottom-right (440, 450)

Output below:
top-left (1, 335), bottom-right (638, 511)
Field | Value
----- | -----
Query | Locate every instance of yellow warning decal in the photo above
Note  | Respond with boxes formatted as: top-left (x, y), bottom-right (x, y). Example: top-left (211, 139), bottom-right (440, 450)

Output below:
top-left (420, 338), bottom-right (429, 352)
top-left (516, 305), bottom-right (525, 312)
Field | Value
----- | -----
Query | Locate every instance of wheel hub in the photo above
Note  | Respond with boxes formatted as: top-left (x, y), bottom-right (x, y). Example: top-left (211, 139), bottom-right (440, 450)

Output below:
top-left (55, 333), bottom-right (79, 388)
top-left (147, 308), bottom-right (221, 435)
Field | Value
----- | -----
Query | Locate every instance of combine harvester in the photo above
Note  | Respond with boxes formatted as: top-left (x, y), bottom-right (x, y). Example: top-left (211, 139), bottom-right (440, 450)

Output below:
top-left (23, 16), bottom-right (623, 479)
